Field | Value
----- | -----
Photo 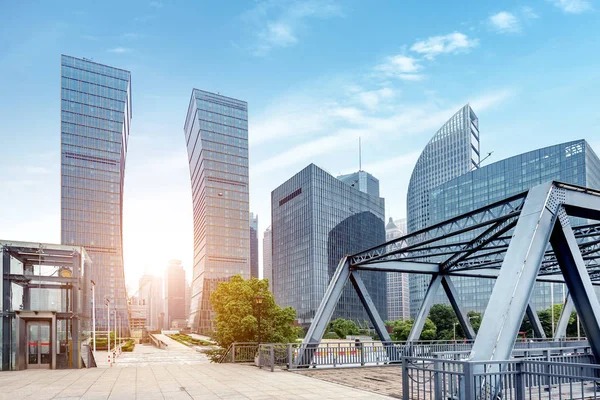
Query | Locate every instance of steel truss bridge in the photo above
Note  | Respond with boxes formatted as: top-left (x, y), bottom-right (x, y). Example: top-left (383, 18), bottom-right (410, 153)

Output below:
top-left (298, 181), bottom-right (600, 397)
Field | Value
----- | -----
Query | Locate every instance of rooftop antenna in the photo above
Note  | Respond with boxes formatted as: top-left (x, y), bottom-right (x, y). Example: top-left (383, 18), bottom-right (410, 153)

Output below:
top-left (359, 137), bottom-right (362, 171)
top-left (473, 151), bottom-right (493, 170)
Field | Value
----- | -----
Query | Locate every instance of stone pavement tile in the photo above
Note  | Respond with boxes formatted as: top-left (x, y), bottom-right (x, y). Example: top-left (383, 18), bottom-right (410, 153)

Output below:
top-left (80, 395), bottom-right (110, 400)
top-left (135, 394), bottom-right (164, 400)
top-left (161, 392), bottom-right (192, 400)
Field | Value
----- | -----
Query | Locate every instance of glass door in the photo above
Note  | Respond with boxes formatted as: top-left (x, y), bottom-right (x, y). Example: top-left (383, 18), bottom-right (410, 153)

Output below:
top-left (26, 321), bottom-right (51, 369)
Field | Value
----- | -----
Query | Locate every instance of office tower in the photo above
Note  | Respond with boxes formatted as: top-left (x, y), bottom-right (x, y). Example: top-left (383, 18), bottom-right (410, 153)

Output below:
top-left (406, 104), bottom-right (479, 316)
top-left (386, 218), bottom-right (410, 321)
top-left (272, 164), bottom-right (386, 327)
top-left (250, 213), bottom-right (259, 278)
top-left (263, 226), bottom-right (273, 290)
top-left (184, 89), bottom-right (250, 333)
top-left (424, 139), bottom-right (600, 313)
top-left (165, 260), bottom-right (187, 328)
top-left (337, 171), bottom-right (380, 197)
top-left (60, 55), bottom-right (132, 330)
top-left (185, 280), bottom-right (191, 324)
top-left (138, 274), bottom-right (163, 331)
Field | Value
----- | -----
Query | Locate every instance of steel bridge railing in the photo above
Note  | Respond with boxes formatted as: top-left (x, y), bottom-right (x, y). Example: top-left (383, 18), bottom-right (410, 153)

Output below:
top-left (253, 339), bottom-right (589, 371)
top-left (403, 348), bottom-right (599, 400)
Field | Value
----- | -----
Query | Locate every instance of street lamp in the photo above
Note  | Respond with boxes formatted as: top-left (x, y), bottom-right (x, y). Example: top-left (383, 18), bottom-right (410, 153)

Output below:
top-left (255, 295), bottom-right (264, 345)
top-left (453, 322), bottom-right (459, 341)
top-left (91, 280), bottom-right (96, 352)
top-left (106, 298), bottom-right (111, 352)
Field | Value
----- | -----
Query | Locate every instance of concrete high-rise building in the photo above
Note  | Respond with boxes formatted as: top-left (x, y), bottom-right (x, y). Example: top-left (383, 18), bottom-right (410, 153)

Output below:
top-left (60, 55), bottom-right (132, 330)
top-left (165, 260), bottom-right (187, 329)
top-left (250, 213), bottom-right (259, 278)
top-left (263, 226), bottom-right (272, 289)
top-left (272, 164), bottom-right (386, 327)
top-left (386, 218), bottom-right (410, 321)
top-left (406, 104), bottom-right (480, 316)
top-left (184, 89), bottom-right (250, 333)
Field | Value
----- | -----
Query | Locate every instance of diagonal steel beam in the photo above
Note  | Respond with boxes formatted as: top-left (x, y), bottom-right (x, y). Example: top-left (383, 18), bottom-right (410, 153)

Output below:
top-left (554, 293), bottom-right (574, 340)
top-left (526, 303), bottom-right (547, 339)
top-left (349, 271), bottom-right (392, 342)
top-left (442, 275), bottom-right (476, 339)
top-left (550, 206), bottom-right (600, 362)
top-left (296, 256), bottom-right (352, 367)
top-left (470, 182), bottom-right (557, 363)
top-left (408, 274), bottom-right (443, 342)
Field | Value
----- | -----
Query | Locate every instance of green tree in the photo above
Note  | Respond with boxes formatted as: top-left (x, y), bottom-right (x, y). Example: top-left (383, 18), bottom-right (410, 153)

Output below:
top-left (329, 318), bottom-right (360, 339)
top-left (390, 318), bottom-right (436, 341)
top-left (467, 311), bottom-right (482, 334)
top-left (210, 275), bottom-right (300, 349)
top-left (429, 304), bottom-right (458, 340)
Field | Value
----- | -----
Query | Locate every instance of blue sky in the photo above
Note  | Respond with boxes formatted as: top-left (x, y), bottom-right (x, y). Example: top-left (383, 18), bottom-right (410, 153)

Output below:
top-left (0, 0), bottom-right (599, 288)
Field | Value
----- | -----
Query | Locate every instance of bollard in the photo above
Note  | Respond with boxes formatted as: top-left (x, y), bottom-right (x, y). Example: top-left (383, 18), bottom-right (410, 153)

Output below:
top-left (108, 353), bottom-right (112, 367)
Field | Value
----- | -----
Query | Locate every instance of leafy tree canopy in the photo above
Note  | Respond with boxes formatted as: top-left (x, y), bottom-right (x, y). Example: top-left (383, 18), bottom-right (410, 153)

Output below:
top-left (329, 318), bottom-right (360, 339)
top-left (390, 318), bottom-right (436, 341)
top-left (210, 275), bottom-right (300, 348)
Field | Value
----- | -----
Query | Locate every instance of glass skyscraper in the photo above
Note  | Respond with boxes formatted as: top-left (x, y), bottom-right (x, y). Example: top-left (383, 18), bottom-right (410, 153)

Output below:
top-left (250, 213), bottom-right (259, 278)
top-left (386, 217), bottom-right (410, 321)
top-left (424, 139), bottom-right (600, 313)
top-left (407, 120), bottom-right (600, 315)
top-left (184, 89), bottom-right (249, 333)
top-left (406, 104), bottom-right (480, 316)
top-left (337, 170), bottom-right (380, 197)
top-left (272, 164), bottom-right (386, 327)
top-left (60, 55), bottom-right (132, 330)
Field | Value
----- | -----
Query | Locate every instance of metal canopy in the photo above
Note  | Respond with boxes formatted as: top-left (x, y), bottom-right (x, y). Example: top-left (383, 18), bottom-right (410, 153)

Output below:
top-left (301, 181), bottom-right (600, 370)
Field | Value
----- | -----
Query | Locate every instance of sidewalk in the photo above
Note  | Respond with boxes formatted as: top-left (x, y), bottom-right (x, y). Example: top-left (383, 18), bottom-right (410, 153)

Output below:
top-left (0, 363), bottom-right (389, 399)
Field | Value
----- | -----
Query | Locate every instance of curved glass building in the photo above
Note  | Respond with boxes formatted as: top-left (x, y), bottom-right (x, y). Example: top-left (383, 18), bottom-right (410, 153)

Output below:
top-left (407, 131), bottom-right (600, 315)
top-left (406, 104), bottom-right (480, 315)
top-left (407, 104), bottom-right (480, 233)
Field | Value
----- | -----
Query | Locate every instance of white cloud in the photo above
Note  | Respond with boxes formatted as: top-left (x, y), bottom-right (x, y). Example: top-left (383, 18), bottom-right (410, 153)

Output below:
top-left (359, 151), bottom-right (421, 177)
top-left (549, 0), bottom-right (592, 13)
top-left (521, 6), bottom-right (540, 19)
top-left (374, 55), bottom-right (424, 81)
top-left (260, 22), bottom-right (297, 48)
top-left (410, 32), bottom-right (478, 60)
top-left (357, 88), bottom-right (395, 110)
top-left (489, 12), bottom-right (521, 33)
top-left (108, 47), bottom-right (132, 54)
top-left (470, 89), bottom-right (514, 111)
top-left (149, 1), bottom-right (163, 8)
top-left (244, 0), bottom-right (343, 56)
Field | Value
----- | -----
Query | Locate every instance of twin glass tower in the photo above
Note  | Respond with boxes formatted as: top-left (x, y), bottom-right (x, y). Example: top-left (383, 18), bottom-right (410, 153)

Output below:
top-left (60, 55), bottom-right (132, 330)
top-left (184, 89), bottom-right (250, 333)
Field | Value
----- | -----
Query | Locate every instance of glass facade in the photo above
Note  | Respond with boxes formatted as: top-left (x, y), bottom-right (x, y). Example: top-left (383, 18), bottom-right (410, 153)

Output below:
top-left (386, 218), bottom-right (410, 321)
top-left (407, 139), bottom-right (600, 315)
top-left (165, 260), bottom-right (187, 328)
top-left (272, 164), bottom-right (387, 327)
top-left (60, 55), bottom-right (132, 331)
top-left (406, 104), bottom-right (480, 316)
top-left (184, 89), bottom-right (249, 333)
top-left (263, 226), bottom-right (273, 289)
top-left (337, 170), bottom-right (380, 197)
top-left (250, 213), bottom-right (259, 278)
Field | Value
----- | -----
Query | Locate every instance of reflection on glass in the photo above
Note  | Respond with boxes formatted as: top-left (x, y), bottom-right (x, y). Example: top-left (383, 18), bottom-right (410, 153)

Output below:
top-left (28, 324), bottom-right (38, 365)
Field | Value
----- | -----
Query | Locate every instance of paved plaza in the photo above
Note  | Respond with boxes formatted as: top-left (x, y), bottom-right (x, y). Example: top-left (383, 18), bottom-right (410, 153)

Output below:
top-left (0, 336), bottom-right (390, 399)
top-left (0, 363), bottom-right (389, 399)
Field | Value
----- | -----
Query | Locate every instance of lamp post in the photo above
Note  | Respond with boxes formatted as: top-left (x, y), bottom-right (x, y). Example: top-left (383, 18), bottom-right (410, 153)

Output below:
top-left (453, 322), bottom-right (459, 341)
top-left (91, 280), bottom-right (96, 352)
top-left (255, 295), bottom-right (264, 345)
top-left (106, 298), bottom-right (111, 353)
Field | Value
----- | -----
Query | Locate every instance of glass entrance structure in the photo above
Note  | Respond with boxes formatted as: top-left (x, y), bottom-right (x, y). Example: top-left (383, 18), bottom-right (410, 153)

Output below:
top-left (1, 240), bottom-right (91, 370)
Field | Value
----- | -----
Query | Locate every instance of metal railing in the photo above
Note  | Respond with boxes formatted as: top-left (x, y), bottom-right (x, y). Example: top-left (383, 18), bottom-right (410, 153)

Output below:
top-left (403, 348), bottom-right (599, 399)
top-left (219, 342), bottom-right (259, 363)
top-left (253, 339), bottom-right (588, 370)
